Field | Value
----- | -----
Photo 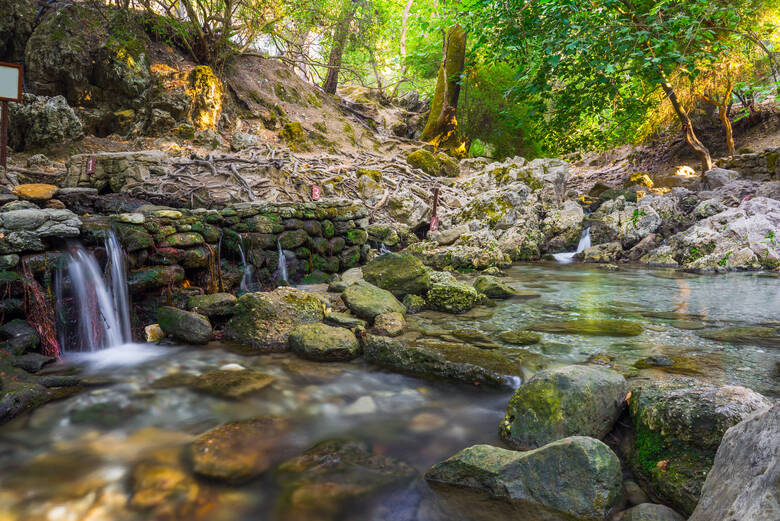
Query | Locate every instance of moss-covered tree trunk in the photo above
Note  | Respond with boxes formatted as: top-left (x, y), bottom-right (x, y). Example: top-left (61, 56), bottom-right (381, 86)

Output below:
top-left (322, 0), bottom-right (356, 95)
top-left (420, 25), bottom-right (467, 150)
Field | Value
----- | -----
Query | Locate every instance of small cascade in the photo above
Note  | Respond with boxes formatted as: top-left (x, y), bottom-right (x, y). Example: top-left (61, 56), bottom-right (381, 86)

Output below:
top-left (277, 239), bottom-right (289, 283)
top-left (236, 237), bottom-right (254, 292)
top-left (379, 242), bottom-right (391, 254)
top-left (57, 238), bottom-right (132, 353)
top-left (106, 231), bottom-right (132, 342)
top-left (552, 227), bottom-right (591, 264)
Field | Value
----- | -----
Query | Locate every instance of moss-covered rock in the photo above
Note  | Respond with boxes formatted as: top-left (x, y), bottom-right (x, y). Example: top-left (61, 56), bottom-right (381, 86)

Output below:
top-left (280, 121), bottom-right (310, 152)
top-left (324, 311), bottom-right (367, 329)
top-left (187, 65), bottom-right (222, 130)
top-left (224, 287), bottom-right (325, 351)
top-left (427, 279), bottom-right (484, 314)
top-left (128, 265), bottom-right (184, 293)
top-left (407, 149), bottom-right (440, 176)
top-left (342, 281), bottom-right (405, 321)
top-left (436, 153), bottom-right (460, 177)
top-left (278, 229), bottom-right (308, 250)
top-left (528, 319), bottom-right (643, 337)
top-left (362, 334), bottom-right (522, 387)
top-left (362, 253), bottom-right (431, 298)
top-left (288, 323), bottom-right (361, 361)
top-left (501, 365), bottom-right (628, 449)
top-left (402, 293), bottom-right (426, 314)
top-left (186, 293), bottom-right (237, 317)
top-left (0, 319), bottom-right (40, 355)
top-left (338, 246), bottom-right (361, 269)
top-left (425, 437), bottom-right (622, 521)
top-left (114, 222), bottom-right (154, 252)
top-left (628, 378), bottom-right (771, 515)
top-left (345, 228), bottom-right (368, 246)
top-left (159, 232), bottom-right (204, 248)
top-left (189, 417), bottom-right (290, 483)
top-left (157, 306), bottom-right (212, 344)
top-left (473, 275), bottom-right (517, 299)
top-left (372, 312), bottom-right (406, 337)
top-left (697, 326), bottom-right (780, 349)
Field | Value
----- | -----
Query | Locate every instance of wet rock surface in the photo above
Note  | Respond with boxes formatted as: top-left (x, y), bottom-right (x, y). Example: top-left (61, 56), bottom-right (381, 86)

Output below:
top-left (426, 437), bottom-right (623, 521)
top-left (288, 322), bottom-right (361, 361)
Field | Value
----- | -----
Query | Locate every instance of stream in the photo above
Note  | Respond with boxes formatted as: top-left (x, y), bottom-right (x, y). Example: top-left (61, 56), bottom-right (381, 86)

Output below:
top-left (0, 263), bottom-right (777, 521)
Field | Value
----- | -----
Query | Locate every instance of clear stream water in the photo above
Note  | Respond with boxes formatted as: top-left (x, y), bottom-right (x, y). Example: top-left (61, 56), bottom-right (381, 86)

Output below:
top-left (0, 264), bottom-right (777, 521)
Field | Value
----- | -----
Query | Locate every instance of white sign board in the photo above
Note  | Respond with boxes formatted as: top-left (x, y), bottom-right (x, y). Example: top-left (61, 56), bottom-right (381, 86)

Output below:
top-left (0, 63), bottom-right (22, 102)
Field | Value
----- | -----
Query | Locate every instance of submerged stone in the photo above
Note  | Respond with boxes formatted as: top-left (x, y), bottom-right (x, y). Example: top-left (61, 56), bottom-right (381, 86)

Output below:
top-left (275, 439), bottom-right (417, 521)
top-left (528, 319), bottom-right (643, 337)
top-left (192, 370), bottom-right (275, 399)
top-left (501, 365), bottom-right (628, 449)
top-left (425, 437), bottom-right (622, 521)
top-left (363, 334), bottom-right (523, 387)
top-left (189, 417), bottom-right (290, 482)
top-left (498, 330), bottom-right (541, 345)
top-left (697, 326), bottom-right (780, 348)
top-left (621, 504), bottom-right (686, 521)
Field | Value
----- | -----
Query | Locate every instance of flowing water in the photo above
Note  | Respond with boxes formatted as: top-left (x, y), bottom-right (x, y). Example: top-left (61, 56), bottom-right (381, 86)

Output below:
top-left (55, 236), bottom-right (133, 353)
top-left (237, 238), bottom-right (255, 292)
top-left (277, 239), bottom-right (289, 284)
top-left (552, 227), bottom-right (591, 264)
top-left (1, 264), bottom-right (778, 520)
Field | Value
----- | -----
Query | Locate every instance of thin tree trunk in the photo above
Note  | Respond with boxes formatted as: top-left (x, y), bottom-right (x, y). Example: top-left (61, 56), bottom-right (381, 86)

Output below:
top-left (661, 79), bottom-right (713, 172)
top-left (420, 25), bottom-right (466, 149)
top-left (702, 78), bottom-right (735, 157)
top-left (322, 0), bottom-right (356, 94)
top-left (392, 0), bottom-right (414, 97)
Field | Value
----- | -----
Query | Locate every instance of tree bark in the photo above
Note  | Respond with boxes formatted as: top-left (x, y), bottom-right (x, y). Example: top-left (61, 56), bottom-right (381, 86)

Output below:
top-left (322, 0), bottom-right (356, 94)
top-left (391, 0), bottom-right (414, 97)
top-left (661, 79), bottom-right (713, 172)
top-left (420, 25), bottom-right (466, 149)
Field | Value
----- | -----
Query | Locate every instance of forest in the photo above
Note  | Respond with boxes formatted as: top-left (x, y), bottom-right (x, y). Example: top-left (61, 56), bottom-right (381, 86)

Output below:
top-left (0, 1), bottom-right (778, 521)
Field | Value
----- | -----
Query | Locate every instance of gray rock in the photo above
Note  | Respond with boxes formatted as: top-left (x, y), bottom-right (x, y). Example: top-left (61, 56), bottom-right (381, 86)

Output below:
top-left (0, 319), bottom-right (40, 355)
top-left (157, 306), bottom-right (212, 345)
top-left (8, 94), bottom-right (83, 150)
top-left (501, 365), bottom-right (628, 449)
top-left (620, 503), bottom-right (686, 521)
top-left (425, 437), bottom-right (623, 521)
top-left (362, 253), bottom-right (431, 297)
top-left (231, 131), bottom-right (260, 151)
top-left (473, 275), bottom-right (517, 298)
top-left (10, 353), bottom-right (55, 373)
top-left (702, 167), bottom-right (739, 188)
top-left (186, 293), bottom-right (237, 317)
top-left (689, 404), bottom-right (779, 521)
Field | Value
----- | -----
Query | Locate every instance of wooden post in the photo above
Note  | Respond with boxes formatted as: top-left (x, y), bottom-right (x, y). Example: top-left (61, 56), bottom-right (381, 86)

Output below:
top-left (0, 100), bottom-right (7, 169)
top-left (430, 186), bottom-right (440, 232)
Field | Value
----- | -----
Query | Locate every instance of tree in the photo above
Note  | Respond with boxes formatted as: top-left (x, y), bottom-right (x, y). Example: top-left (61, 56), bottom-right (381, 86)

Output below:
top-left (322, 0), bottom-right (358, 94)
top-left (420, 24), bottom-right (466, 150)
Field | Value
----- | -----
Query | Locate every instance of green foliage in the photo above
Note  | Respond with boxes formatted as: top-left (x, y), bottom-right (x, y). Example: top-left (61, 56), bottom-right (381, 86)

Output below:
top-left (459, 62), bottom-right (540, 160)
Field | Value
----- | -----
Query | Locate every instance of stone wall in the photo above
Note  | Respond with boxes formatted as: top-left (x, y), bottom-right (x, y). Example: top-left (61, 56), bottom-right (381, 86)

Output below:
top-left (65, 151), bottom-right (168, 192)
top-left (716, 147), bottom-right (779, 181)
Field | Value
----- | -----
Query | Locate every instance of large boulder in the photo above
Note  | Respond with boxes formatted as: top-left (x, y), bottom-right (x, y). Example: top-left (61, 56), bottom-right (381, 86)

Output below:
top-left (362, 334), bottom-right (524, 387)
top-left (425, 437), bottom-right (622, 521)
top-left (157, 306), bottom-right (212, 344)
top-left (427, 273), bottom-right (484, 313)
top-left (689, 404), bottom-right (779, 521)
top-left (189, 417), bottom-right (290, 483)
top-left (341, 281), bottom-right (406, 321)
top-left (0, 0), bottom-right (35, 63)
top-left (288, 322), bottom-right (361, 361)
top-left (224, 287), bottom-right (325, 351)
top-left (274, 439), bottom-right (417, 521)
top-left (542, 200), bottom-right (585, 252)
top-left (628, 378), bottom-right (771, 515)
top-left (589, 197), bottom-right (662, 249)
top-left (186, 293), bottom-right (237, 318)
top-left (8, 94), bottom-right (83, 150)
top-left (472, 275), bottom-right (517, 299)
top-left (501, 365), bottom-right (628, 449)
top-left (362, 253), bottom-right (431, 297)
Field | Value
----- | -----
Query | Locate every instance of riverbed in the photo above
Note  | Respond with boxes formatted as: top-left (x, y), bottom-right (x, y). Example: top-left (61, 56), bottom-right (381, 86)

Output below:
top-left (0, 263), bottom-right (777, 521)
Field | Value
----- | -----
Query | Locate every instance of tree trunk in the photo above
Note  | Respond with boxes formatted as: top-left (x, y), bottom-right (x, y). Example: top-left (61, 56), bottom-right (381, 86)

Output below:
top-left (661, 79), bottom-right (713, 172)
top-left (420, 25), bottom-right (466, 149)
top-left (322, 0), bottom-right (356, 95)
top-left (391, 0), bottom-right (414, 97)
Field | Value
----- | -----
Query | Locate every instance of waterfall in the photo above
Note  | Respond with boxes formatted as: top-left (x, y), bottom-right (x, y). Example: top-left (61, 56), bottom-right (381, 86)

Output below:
top-left (552, 227), bottom-right (591, 264)
top-left (277, 239), bottom-right (289, 283)
top-left (379, 242), bottom-right (391, 254)
top-left (236, 237), bottom-right (254, 291)
top-left (106, 231), bottom-right (132, 342)
top-left (57, 238), bottom-right (132, 353)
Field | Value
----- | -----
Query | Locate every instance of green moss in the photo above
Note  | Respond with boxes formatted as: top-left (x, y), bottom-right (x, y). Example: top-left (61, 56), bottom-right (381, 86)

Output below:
top-left (280, 122), bottom-right (310, 152)
top-left (356, 168), bottom-right (382, 182)
top-left (407, 149), bottom-right (440, 176)
top-left (313, 121), bottom-right (327, 133)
